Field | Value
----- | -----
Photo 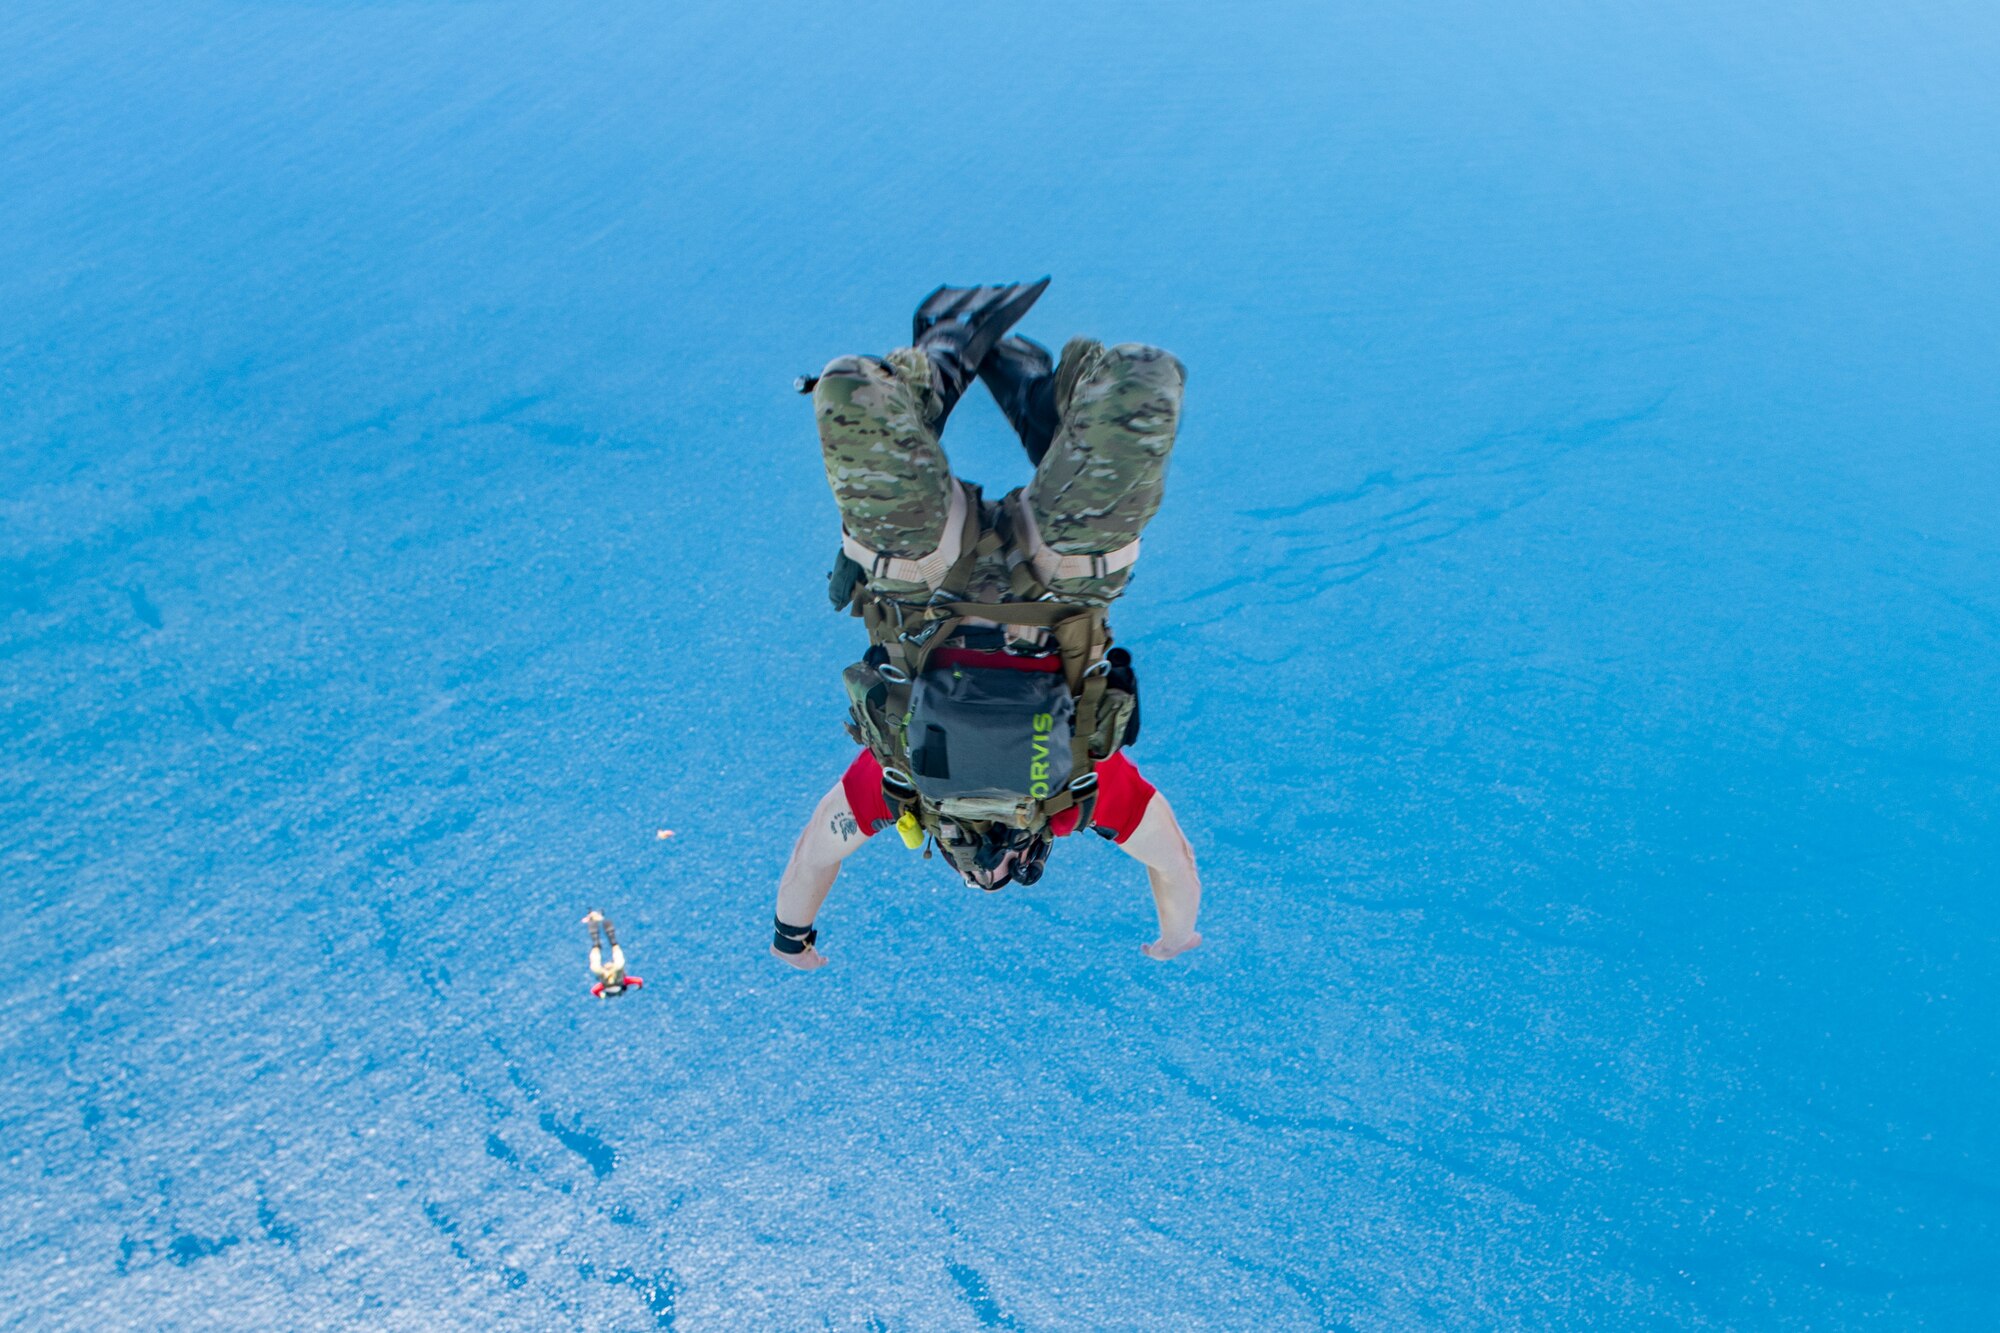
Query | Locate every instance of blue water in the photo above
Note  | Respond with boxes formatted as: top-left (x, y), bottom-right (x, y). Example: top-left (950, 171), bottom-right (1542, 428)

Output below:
top-left (4, 2), bottom-right (1997, 1328)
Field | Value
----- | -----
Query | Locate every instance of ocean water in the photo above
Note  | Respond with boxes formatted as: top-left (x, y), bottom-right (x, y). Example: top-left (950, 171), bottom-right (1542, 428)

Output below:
top-left (3, 2), bottom-right (1997, 1328)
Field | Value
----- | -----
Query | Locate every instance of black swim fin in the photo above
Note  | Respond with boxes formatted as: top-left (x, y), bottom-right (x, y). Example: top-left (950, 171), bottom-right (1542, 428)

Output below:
top-left (977, 334), bottom-right (1060, 467)
top-left (911, 277), bottom-right (1051, 426)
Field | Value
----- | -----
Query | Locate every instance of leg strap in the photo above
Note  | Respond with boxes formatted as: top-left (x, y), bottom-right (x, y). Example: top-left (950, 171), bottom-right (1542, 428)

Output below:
top-left (839, 480), bottom-right (971, 590)
top-left (1010, 490), bottom-right (1142, 585)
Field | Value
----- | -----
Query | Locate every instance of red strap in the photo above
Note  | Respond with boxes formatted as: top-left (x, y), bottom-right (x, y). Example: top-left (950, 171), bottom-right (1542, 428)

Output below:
top-left (929, 647), bottom-right (1063, 673)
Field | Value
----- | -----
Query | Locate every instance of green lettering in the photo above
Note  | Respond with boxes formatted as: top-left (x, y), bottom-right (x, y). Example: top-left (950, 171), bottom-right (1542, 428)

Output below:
top-left (1030, 714), bottom-right (1055, 801)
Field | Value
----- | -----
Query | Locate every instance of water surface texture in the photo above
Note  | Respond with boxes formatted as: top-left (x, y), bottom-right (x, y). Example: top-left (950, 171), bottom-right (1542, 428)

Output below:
top-left (4, 2), bottom-right (1997, 1328)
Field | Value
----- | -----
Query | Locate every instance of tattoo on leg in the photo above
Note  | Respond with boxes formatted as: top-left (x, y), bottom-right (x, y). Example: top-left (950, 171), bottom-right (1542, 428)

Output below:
top-left (830, 811), bottom-right (859, 841)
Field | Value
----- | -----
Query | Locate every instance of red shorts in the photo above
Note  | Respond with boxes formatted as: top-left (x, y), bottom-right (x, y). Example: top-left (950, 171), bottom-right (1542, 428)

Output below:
top-left (840, 748), bottom-right (1157, 844)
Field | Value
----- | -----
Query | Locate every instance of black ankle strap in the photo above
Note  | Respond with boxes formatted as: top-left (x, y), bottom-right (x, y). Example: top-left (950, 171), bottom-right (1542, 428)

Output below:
top-left (772, 916), bottom-right (818, 955)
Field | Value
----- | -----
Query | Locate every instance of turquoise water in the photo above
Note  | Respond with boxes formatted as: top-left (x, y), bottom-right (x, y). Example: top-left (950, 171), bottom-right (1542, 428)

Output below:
top-left (4, 2), bottom-right (1997, 1327)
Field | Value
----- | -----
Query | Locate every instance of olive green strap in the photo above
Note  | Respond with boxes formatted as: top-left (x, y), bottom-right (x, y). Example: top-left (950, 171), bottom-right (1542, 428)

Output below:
top-left (898, 610), bottom-right (961, 678)
top-left (1057, 608), bottom-right (1106, 693)
top-left (935, 599), bottom-right (1086, 626)
top-left (1071, 670), bottom-right (1108, 773)
top-left (933, 485), bottom-right (989, 602)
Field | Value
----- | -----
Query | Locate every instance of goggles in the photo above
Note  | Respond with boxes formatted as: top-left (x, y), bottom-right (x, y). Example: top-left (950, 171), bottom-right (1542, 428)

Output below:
top-left (935, 820), bottom-right (1053, 891)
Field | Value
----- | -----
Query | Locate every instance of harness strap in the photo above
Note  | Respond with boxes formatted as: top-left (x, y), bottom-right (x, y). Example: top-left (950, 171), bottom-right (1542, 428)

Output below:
top-left (933, 600), bottom-right (1083, 626)
top-left (839, 480), bottom-right (971, 590)
top-left (1010, 491), bottom-right (1142, 585)
top-left (1038, 772), bottom-right (1099, 829)
top-left (896, 610), bottom-right (963, 679)
top-left (923, 599), bottom-right (1103, 685)
top-left (1069, 772), bottom-right (1099, 831)
top-left (1072, 667), bottom-right (1109, 773)
top-left (932, 484), bottom-right (989, 601)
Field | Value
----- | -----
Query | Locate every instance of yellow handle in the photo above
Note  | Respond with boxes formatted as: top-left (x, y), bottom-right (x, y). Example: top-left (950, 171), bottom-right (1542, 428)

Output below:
top-left (896, 810), bottom-right (924, 849)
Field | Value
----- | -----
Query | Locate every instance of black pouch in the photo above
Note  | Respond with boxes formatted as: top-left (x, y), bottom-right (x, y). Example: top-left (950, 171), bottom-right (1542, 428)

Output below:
top-left (907, 664), bottom-right (1074, 805)
top-left (828, 551), bottom-right (866, 609)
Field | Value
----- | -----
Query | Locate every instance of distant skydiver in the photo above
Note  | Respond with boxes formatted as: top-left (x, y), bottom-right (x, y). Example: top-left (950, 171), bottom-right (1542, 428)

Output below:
top-left (770, 280), bottom-right (1203, 970)
top-left (583, 910), bottom-right (642, 997)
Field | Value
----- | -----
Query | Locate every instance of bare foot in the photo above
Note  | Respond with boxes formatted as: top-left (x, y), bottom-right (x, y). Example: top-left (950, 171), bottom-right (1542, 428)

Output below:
top-left (1142, 932), bottom-right (1201, 962)
top-left (771, 943), bottom-right (829, 971)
